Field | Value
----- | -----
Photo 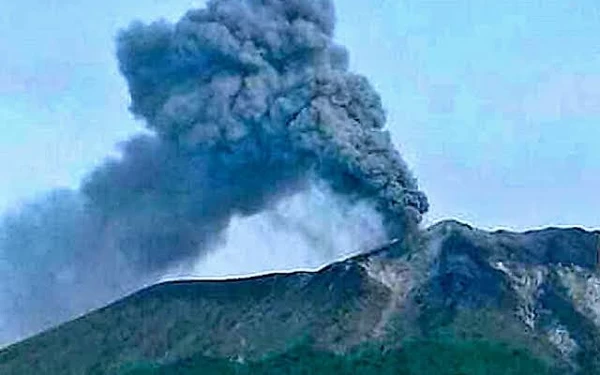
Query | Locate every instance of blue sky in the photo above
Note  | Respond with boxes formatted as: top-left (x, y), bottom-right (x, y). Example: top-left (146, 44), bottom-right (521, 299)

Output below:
top-left (1, 0), bottom-right (599, 231)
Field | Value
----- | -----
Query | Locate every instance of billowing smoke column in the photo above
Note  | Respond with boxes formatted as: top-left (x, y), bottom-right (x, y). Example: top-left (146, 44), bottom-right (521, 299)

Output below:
top-left (83, 0), bottom-right (428, 272)
top-left (0, 0), bottom-right (428, 346)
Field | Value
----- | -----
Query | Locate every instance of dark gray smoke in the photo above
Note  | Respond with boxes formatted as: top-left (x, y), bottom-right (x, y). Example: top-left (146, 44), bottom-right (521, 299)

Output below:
top-left (0, 0), bottom-right (427, 346)
top-left (84, 0), bottom-right (427, 271)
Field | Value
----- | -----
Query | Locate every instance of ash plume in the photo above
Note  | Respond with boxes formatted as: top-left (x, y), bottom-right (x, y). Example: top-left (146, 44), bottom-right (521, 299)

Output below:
top-left (0, 0), bottom-right (427, 345)
top-left (85, 0), bottom-right (427, 271)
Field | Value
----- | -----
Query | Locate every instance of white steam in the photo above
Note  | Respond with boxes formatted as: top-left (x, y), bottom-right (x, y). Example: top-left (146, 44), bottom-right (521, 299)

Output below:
top-left (161, 181), bottom-right (387, 280)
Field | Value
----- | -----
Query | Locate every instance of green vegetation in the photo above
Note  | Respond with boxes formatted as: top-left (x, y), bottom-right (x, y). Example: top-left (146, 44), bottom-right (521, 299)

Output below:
top-left (120, 339), bottom-right (553, 375)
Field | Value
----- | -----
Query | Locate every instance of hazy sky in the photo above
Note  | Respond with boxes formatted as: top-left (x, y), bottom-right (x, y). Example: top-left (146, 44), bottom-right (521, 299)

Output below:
top-left (1, 0), bottom-right (599, 231)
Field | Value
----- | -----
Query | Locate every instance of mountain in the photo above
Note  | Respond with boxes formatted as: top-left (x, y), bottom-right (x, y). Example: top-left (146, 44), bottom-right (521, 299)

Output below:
top-left (1, 220), bottom-right (599, 374)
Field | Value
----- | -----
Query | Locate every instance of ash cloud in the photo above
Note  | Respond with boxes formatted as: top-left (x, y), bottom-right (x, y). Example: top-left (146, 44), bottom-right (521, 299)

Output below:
top-left (88, 0), bottom-right (427, 271)
top-left (0, 0), bottom-right (427, 346)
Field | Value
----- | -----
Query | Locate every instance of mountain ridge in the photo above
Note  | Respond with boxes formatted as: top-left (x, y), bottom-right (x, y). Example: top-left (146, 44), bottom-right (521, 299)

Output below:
top-left (1, 220), bottom-right (599, 374)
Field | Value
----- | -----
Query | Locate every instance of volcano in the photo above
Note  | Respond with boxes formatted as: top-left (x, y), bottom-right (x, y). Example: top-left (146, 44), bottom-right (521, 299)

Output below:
top-left (1, 220), bottom-right (599, 374)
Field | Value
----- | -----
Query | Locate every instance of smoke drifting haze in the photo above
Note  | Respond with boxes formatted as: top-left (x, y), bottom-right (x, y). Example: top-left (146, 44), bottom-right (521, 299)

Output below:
top-left (0, 0), bottom-right (427, 346)
top-left (163, 181), bottom-right (388, 280)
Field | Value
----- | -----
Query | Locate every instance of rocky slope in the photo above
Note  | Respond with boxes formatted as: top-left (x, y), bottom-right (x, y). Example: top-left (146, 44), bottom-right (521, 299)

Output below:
top-left (1, 220), bottom-right (599, 374)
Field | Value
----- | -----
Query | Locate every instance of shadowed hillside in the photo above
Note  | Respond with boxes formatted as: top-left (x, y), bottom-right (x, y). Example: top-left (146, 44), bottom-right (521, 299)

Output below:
top-left (1, 221), bottom-right (599, 374)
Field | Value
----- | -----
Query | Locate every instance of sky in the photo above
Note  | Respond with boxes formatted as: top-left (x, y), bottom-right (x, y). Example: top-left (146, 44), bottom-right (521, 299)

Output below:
top-left (1, 0), bottom-right (599, 231)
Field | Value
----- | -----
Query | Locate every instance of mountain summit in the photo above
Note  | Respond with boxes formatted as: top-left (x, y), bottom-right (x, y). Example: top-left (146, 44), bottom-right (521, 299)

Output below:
top-left (1, 220), bottom-right (599, 374)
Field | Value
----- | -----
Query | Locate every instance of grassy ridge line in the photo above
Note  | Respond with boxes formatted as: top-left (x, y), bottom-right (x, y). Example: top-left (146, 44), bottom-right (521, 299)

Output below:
top-left (121, 339), bottom-right (554, 375)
